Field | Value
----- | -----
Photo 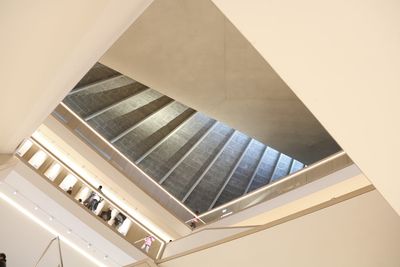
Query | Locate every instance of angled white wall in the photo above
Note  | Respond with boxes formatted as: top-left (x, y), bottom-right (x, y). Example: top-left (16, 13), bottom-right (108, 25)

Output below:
top-left (211, 0), bottom-right (400, 214)
top-left (0, 0), bottom-right (153, 154)
top-left (0, 198), bottom-right (99, 267)
top-left (100, 0), bottom-right (339, 164)
top-left (159, 190), bottom-right (400, 267)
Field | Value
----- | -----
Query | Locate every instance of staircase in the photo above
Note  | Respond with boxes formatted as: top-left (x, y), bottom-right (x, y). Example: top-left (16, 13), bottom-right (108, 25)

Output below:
top-left (62, 63), bottom-right (305, 214)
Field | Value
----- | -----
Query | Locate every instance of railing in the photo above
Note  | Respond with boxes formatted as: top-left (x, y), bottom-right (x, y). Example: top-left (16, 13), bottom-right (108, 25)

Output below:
top-left (15, 138), bottom-right (165, 260)
top-left (197, 151), bottom-right (352, 224)
top-left (53, 103), bottom-right (196, 224)
top-left (52, 103), bottom-right (353, 228)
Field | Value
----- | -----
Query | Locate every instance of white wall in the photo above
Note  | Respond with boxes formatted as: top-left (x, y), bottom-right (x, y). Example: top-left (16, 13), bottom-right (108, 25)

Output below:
top-left (0, 197), bottom-right (98, 267)
top-left (160, 190), bottom-right (400, 267)
top-left (210, 0), bottom-right (400, 215)
top-left (0, 0), bottom-right (153, 153)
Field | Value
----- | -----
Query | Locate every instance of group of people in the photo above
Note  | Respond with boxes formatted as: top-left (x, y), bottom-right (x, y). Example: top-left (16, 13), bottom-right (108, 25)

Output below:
top-left (69, 184), bottom-right (158, 254)
top-left (79, 185), bottom-right (128, 228)
top-left (83, 185), bottom-right (104, 212)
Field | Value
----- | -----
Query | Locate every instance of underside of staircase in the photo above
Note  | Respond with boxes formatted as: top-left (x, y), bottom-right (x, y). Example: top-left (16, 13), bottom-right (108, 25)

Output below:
top-left (63, 63), bottom-right (305, 213)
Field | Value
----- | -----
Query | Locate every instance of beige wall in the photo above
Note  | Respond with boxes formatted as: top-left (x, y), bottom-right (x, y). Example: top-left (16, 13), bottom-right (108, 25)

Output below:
top-left (0, 197), bottom-right (98, 267)
top-left (160, 190), bottom-right (400, 267)
top-left (210, 0), bottom-right (400, 215)
top-left (0, 0), bottom-right (153, 154)
top-left (100, 0), bottom-right (339, 164)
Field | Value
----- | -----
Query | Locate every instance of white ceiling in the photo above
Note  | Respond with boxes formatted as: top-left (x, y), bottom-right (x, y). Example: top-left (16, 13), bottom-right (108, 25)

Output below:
top-left (211, 0), bottom-right (400, 215)
top-left (0, 0), bottom-right (153, 154)
top-left (159, 190), bottom-right (400, 267)
top-left (0, 184), bottom-right (100, 267)
top-left (0, 162), bottom-right (145, 266)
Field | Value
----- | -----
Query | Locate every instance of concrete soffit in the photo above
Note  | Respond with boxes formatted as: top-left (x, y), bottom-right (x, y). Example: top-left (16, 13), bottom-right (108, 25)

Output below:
top-left (100, 0), bottom-right (341, 164)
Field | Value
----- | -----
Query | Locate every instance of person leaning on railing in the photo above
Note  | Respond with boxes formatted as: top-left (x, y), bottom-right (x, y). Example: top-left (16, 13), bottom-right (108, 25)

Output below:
top-left (0, 253), bottom-right (6, 267)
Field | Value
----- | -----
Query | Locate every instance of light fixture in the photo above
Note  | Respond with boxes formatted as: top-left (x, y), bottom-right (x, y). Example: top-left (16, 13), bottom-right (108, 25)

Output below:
top-left (49, 216), bottom-right (53, 221)
top-left (103, 255), bottom-right (108, 260)
top-left (222, 208), bottom-right (227, 213)
top-left (0, 193), bottom-right (108, 267)
top-left (67, 229), bottom-right (72, 234)
top-left (34, 206), bottom-right (39, 210)
top-left (13, 190), bottom-right (17, 195)
top-left (87, 243), bottom-right (92, 248)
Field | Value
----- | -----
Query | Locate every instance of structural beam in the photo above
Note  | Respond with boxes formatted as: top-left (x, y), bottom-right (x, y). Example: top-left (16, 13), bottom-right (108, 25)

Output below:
top-left (67, 74), bottom-right (123, 96)
top-left (159, 120), bottom-right (218, 185)
top-left (135, 111), bottom-right (197, 164)
top-left (243, 146), bottom-right (267, 195)
top-left (288, 158), bottom-right (296, 174)
top-left (110, 100), bottom-right (174, 144)
top-left (181, 130), bottom-right (236, 203)
top-left (208, 139), bottom-right (254, 210)
top-left (269, 153), bottom-right (283, 183)
top-left (84, 87), bottom-right (149, 121)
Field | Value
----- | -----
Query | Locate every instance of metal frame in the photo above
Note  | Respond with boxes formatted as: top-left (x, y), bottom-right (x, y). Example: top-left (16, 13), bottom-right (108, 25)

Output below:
top-left (34, 236), bottom-right (64, 267)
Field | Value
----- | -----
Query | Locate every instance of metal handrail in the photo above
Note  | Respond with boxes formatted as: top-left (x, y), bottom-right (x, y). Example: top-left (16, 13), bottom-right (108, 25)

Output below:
top-left (52, 103), bottom-right (352, 227)
top-left (197, 151), bottom-right (352, 224)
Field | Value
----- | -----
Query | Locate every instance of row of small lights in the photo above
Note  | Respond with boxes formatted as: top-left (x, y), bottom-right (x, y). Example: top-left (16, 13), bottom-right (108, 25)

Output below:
top-left (3, 181), bottom-right (116, 265)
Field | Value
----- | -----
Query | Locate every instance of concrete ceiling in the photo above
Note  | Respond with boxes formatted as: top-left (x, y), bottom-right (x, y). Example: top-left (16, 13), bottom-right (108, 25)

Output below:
top-left (210, 0), bottom-right (400, 215)
top-left (0, 0), bottom-right (153, 154)
top-left (100, 0), bottom-right (340, 164)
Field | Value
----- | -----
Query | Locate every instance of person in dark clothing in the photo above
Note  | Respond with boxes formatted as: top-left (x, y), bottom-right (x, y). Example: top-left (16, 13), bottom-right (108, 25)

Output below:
top-left (83, 191), bottom-right (96, 208)
top-left (113, 212), bottom-right (127, 228)
top-left (0, 253), bottom-right (6, 267)
top-left (66, 186), bottom-right (73, 195)
top-left (99, 208), bottom-right (112, 221)
top-left (189, 210), bottom-right (200, 229)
